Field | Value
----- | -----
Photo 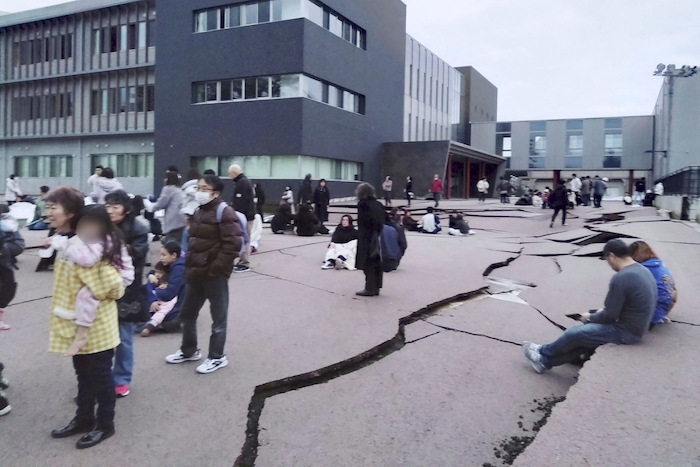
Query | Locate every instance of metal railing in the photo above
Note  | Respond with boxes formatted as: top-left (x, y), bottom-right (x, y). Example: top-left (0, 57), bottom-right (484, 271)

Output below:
top-left (656, 166), bottom-right (700, 196)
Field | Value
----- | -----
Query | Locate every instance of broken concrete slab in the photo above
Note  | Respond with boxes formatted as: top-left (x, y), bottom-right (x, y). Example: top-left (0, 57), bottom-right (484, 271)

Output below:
top-left (571, 243), bottom-right (605, 257)
top-left (521, 241), bottom-right (579, 257)
top-left (540, 228), bottom-right (596, 243)
top-left (591, 221), bottom-right (700, 245)
top-left (257, 331), bottom-right (578, 467)
top-left (486, 255), bottom-right (561, 285)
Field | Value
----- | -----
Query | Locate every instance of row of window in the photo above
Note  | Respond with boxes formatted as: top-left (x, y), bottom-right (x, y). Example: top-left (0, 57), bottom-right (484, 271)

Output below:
top-left (192, 74), bottom-right (365, 115)
top-left (12, 93), bottom-right (73, 122)
top-left (91, 153), bottom-right (154, 178)
top-left (12, 34), bottom-right (74, 66)
top-left (192, 155), bottom-right (361, 181)
top-left (90, 85), bottom-right (155, 116)
top-left (194, 0), bottom-right (366, 50)
top-left (91, 20), bottom-right (156, 55)
top-left (14, 155), bottom-right (74, 178)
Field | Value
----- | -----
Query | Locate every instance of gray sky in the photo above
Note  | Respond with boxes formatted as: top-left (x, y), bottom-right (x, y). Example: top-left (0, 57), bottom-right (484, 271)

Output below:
top-left (2, 0), bottom-right (698, 121)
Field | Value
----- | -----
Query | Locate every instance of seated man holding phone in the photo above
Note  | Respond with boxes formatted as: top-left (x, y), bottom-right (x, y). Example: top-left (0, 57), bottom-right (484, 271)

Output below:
top-left (522, 240), bottom-right (657, 373)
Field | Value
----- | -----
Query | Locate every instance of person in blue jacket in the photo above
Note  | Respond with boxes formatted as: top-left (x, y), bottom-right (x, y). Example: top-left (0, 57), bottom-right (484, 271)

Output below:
top-left (629, 241), bottom-right (677, 327)
top-left (141, 241), bottom-right (185, 334)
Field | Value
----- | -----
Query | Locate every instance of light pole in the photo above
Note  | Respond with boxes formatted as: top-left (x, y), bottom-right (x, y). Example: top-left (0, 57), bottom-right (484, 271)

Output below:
top-left (653, 64), bottom-right (697, 178)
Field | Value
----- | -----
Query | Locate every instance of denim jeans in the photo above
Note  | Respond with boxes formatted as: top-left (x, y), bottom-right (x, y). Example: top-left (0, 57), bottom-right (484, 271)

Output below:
top-left (74, 349), bottom-right (115, 429)
top-left (180, 276), bottom-right (229, 359)
top-left (113, 322), bottom-right (135, 386)
top-left (540, 323), bottom-right (641, 368)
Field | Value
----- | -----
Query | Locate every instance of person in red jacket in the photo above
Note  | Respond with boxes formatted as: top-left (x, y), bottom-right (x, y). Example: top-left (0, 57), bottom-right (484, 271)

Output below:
top-left (430, 174), bottom-right (444, 208)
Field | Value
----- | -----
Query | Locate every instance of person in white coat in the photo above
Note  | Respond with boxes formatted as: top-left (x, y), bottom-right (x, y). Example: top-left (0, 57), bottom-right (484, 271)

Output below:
top-left (476, 177), bottom-right (490, 203)
top-left (4, 175), bottom-right (22, 205)
top-left (90, 168), bottom-right (124, 204)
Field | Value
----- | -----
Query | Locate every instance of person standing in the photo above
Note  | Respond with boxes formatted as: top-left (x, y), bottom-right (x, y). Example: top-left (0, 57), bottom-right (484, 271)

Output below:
top-left (549, 180), bottom-right (568, 228)
top-left (382, 176), bottom-right (393, 206)
top-left (405, 176), bottom-right (413, 207)
top-left (89, 168), bottom-right (123, 204)
top-left (228, 164), bottom-right (255, 273)
top-left (87, 165), bottom-right (103, 188)
top-left (634, 177), bottom-right (646, 206)
top-left (593, 176), bottom-right (607, 208)
top-left (570, 174), bottom-right (582, 205)
top-left (499, 177), bottom-right (511, 204)
top-left (148, 171), bottom-right (186, 245)
top-left (581, 176), bottom-right (592, 206)
top-left (313, 179), bottom-right (331, 224)
top-left (298, 174), bottom-right (313, 207)
top-left (476, 177), bottom-right (490, 203)
top-left (356, 183), bottom-right (386, 297)
top-left (5, 175), bottom-right (22, 205)
top-left (254, 183), bottom-right (266, 218)
top-left (165, 174), bottom-right (243, 374)
top-left (0, 204), bottom-right (25, 330)
top-left (430, 174), bottom-right (443, 208)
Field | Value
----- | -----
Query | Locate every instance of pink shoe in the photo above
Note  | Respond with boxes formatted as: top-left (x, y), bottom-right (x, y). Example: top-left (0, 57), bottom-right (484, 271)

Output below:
top-left (0, 321), bottom-right (10, 331)
top-left (115, 385), bottom-right (130, 398)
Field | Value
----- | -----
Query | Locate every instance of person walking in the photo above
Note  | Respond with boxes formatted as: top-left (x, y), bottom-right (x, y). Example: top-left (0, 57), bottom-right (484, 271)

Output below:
top-left (581, 176), bottom-right (592, 206)
top-left (430, 174), bottom-right (443, 208)
top-left (104, 190), bottom-right (149, 398)
top-left (313, 179), bottom-right (331, 224)
top-left (405, 176), bottom-right (413, 207)
top-left (476, 177), bottom-right (490, 203)
top-left (634, 177), bottom-right (647, 206)
top-left (149, 171), bottom-right (186, 245)
top-left (382, 176), bottom-right (393, 206)
top-left (165, 174), bottom-right (243, 374)
top-left (549, 180), bottom-right (568, 228)
top-left (5, 175), bottom-right (22, 205)
top-left (355, 183), bottom-right (386, 297)
top-left (228, 164), bottom-right (255, 273)
top-left (498, 177), bottom-right (511, 204)
top-left (593, 176), bottom-right (607, 208)
top-left (89, 168), bottom-right (123, 205)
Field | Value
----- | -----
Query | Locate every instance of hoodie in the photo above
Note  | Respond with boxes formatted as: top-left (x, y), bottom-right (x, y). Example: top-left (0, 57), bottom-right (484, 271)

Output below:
top-left (5, 178), bottom-right (22, 202)
top-left (640, 258), bottom-right (676, 324)
top-left (90, 177), bottom-right (124, 204)
top-left (0, 214), bottom-right (24, 265)
top-left (180, 179), bottom-right (200, 217)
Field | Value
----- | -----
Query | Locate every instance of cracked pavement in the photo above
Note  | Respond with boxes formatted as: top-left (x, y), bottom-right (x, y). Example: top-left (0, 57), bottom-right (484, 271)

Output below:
top-left (0, 200), bottom-right (698, 466)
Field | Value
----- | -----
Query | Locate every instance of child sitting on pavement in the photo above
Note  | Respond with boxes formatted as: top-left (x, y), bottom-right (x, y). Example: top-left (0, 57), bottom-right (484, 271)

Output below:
top-left (141, 261), bottom-right (177, 336)
top-left (140, 241), bottom-right (185, 335)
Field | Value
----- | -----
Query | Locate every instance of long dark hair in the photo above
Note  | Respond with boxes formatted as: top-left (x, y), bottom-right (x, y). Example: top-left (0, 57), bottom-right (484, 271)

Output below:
top-left (76, 205), bottom-right (125, 269)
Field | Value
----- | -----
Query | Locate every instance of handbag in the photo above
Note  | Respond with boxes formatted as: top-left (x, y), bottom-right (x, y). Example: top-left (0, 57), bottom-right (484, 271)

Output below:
top-left (369, 228), bottom-right (382, 260)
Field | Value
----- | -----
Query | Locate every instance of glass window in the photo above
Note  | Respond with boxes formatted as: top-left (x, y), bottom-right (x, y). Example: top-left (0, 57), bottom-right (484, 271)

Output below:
top-left (605, 133), bottom-right (622, 153)
top-left (257, 77), bottom-right (271, 98)
top-left (342, 21), bottom-right (352, 42)
top-left (317, 158), bottom-right (333, 179)
top-left (328, 85), bottom-right (340, 107)
top-left (279, 74), bottom-right (300, 97)
top-left (127, 24), bottom-right (137, 50)
top-left (92, 29), bottom-right (101, 55)
top-left (206, 82), bottom-right (218, 102)
top-left (195, 11), bottom-right (207, 32)
top-left (244, 4), bottom-right (258, 25)
top-left (120, 25), bottom-right (128, 51)
top-left (303, 76), bottom-right (323, 101)
top-left (528, 157), bottom-right (545, 169)
top-left (193, 83), bottom-right (205, 103)
top-left (343, 91), bottom-right (354, 111)
top-left (244, 78), bottom-right (257, 99)
top-left (127, 86), bottom-right (137, 112)
top-left (192, 156), bottom-right (219, 174)
top-left (91, 90), bottom-right (101, 116)
top-left (604, 118), bottom-right (622, 129)
top-left (220, 80), bottom-right (232, 101)
top-left (220, 156), bottom-right (245, 175)
top-left (147, 20), bottom-right (156, 47)
top-left (274, 0), bottom-right (301, 21)
top-left (328, 13), bottom-right (342, 37)
top-left (305, 0), bottom-right (324, 26)
top-left (146, 85), bottom-right (155, 111)
top-left (15, 155), bottom-right (73, 178)
top-left (300, 156), bottom-right (317, 177)
top-left (272, 76), bottom-right (282, 98)
top-left (271, 156), bottom-right (299, 178)
top-left (136, 86), bottom-right (145, 112)
top-left (530, 121), bottom-right (546, 132)
top-left (138, 22), bottom-right (147, 48)
top-left (226, 6), bottom-right (241, 27)
top-left (568, 134), bottom-right (583, 154)
top-left (603, 156), bottom-right (621, 168)
top-left (566, 119), bottom-right (583, 131)
top-left (258, 1), bottom-right (271, 23)
top-left (232, 79), bottom-right (244, 100)
top-left (244, 156), bottom-right (271, 178)
top-left (119, 87), bottom-right (127, 113)
top-left (207, 9), bottom-right (220, 30)
top-left (530, 135), bottom-right (546, 156)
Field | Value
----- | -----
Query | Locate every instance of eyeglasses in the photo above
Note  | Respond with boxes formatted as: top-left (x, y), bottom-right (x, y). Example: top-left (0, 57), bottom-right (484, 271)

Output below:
top-left (197, 187), bottom-right (215, 192)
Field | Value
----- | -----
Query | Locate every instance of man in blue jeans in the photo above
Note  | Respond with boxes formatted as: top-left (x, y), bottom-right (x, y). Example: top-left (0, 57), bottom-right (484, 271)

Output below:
top-left (523, 239), bottom-right (657, 373)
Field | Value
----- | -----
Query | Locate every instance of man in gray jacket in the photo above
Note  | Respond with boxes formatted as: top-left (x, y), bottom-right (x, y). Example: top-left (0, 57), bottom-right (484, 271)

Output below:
top-left (522, 240), bottom-right (657, 373)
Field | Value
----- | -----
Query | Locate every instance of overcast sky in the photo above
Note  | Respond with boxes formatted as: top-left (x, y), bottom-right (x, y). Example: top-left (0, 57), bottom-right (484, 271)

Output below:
top-left (2, 0), bottom-right (698, 121)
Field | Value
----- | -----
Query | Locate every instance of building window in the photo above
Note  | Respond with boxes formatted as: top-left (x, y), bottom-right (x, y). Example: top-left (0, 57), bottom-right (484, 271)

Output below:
top-left (565, 133), bottom-right (583, 168)
top-left (192, 155), bottom-right (361, 181)
top-left (12, 92), bottom-right (72, 122)
top-left (91, 153), bottom-right (154, 177)
top-left (192, 74), bottom-right (365, 114)
top-left (13, 34), bottom-right (73, 65)
top-left (529, 134), bottom-right (546, 169)
top-left (497, 134), bottom-right (512, 169)
top-left (14, 155), bottom-right (73, 178)
top-left (604, 133), bottom-right (622, 168)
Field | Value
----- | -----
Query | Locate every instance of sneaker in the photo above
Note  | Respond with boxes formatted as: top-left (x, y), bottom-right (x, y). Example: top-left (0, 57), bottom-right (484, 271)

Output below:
top-left (0, 391), bottom-right (10, 416)
top-left (522, 341), bottom-right (542, 355)
top-left (234, 265), bottom-right (251, 274)
top-left (321, 261), bottom-right (334, 270)
top-left (549, 222), bottom-right (554, 228)
top-left (115, 385), bottom-right (130, 398)
top-left (196, 356), bottom-right (228, 374)
top-left (165, 349), bottom-right (202, 364)
top-left (522, 343), bottom-right (547, 374)
top-left (0, 376), bottom-right (9, 390)
top-left (563, 223), bottom-right (568, 226)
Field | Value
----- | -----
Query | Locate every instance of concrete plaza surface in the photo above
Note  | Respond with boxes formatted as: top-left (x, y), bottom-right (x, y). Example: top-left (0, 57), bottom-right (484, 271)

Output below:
top-left (0, 199), bottom-right (698, 466)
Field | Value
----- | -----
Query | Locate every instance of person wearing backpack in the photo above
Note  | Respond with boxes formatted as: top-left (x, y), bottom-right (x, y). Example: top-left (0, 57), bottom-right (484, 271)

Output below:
top-left (165, 175), bottom-right (243, 374)
top-left (549, 180), bottom-right (569, 228)
top-left (381, 218), bottom-right (407, 273)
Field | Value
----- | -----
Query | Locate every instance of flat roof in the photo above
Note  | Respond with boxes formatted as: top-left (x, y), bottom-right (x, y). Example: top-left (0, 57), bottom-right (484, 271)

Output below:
top-left (0, 0), bottom-right (137, 28)
top-left (471, 115), bottom-right (653, 125)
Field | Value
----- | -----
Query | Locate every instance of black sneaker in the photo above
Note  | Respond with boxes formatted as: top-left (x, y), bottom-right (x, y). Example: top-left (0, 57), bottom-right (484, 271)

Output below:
top-left (233, 265), bottom-right (251, 274)
top-left (0, 391), bottom-right (10, 416)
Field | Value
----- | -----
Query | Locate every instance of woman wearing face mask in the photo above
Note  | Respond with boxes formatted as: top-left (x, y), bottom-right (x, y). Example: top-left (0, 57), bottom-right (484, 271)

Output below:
top-left (165, 175), bottom-right (243, 374)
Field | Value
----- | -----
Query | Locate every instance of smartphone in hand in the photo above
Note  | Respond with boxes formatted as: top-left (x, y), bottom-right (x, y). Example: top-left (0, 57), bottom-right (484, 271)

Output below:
top-left (566, 313), bottom-right (582, 321)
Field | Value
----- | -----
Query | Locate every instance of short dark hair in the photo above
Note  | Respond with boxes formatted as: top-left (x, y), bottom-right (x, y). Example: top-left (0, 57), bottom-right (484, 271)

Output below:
top-left (45, 186), bottom-right (85, 230)
top-left (104, 189), bottom-right (134, 218)
top-left (40, 185), bottom-right (50, 193)
top-left (164, 171), bottom-right (180, 186)
top-left (427, 206), bottom-right (434, 213)
top-left (101, 167), bottom-right (115, 179)
top-left (356, 182), bottom-right (376, 201)
top-left (200, 174), bottom-right (224, 193)
top-left (162, 241), bottom-right (181, 257)
top-left (186, 168), bottom-right (202, 181)
top-left (203, 169), bottom-right (216, 176)
top-left (95, 165), bottom-right (104, 170)
top-left (602, 239), bottom-right (629, 259)
top-left (167, 165), bottom-right (179, 173)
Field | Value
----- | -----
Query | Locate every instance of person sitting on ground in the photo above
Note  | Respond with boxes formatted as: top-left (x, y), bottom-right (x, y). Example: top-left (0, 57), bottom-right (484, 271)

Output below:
top-left (401, 209), bottom-right (420, 232)
top-left (522, 240), bottom-right (657, 373)
top-left (515, 190), bottom-right (533, 206)
top-left (420, 206), bottom-right (441, 234)
top-left (629, 241), bottom-right (677, 328)
top-left (141, 241), bottom-right (185, 335)
top-left (141, 262), bottom-right (177, 337)
top-left (541, 187), bottom-right (551, 209)
top-left (448, 214), bottom-right (474, 236)
top-left (322, 215), bottom-right (359, 270)
top-left (295, 204), bottom-right (321, 237)
top-left (623, 193), bottom-right (633, 206)
top-left (381, 216), bottom-right (407, 273)
top-left (532, 191), bottom-right (543, 209)
top-left (28, 185), bottom-right (51, 230)
top-left (271, 203), bottom-right (295, 234)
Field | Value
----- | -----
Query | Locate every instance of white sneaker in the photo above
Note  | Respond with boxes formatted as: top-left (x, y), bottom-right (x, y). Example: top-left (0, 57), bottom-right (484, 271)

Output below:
top-left (196, 356), bottom-right (228, 374)
top-left (522, 343), bottom-right (546, 374)
top-left (321, 261), bottom-right (334, 270)
top-left (165, 349), bottom-right (202, 364)
top-left (522, 341), bottom-right (542, 354)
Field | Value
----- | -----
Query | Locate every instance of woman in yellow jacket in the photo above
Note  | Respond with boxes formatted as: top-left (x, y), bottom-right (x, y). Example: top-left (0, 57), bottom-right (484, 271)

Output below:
top-left (44, 187), bottom-right (126, 450)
